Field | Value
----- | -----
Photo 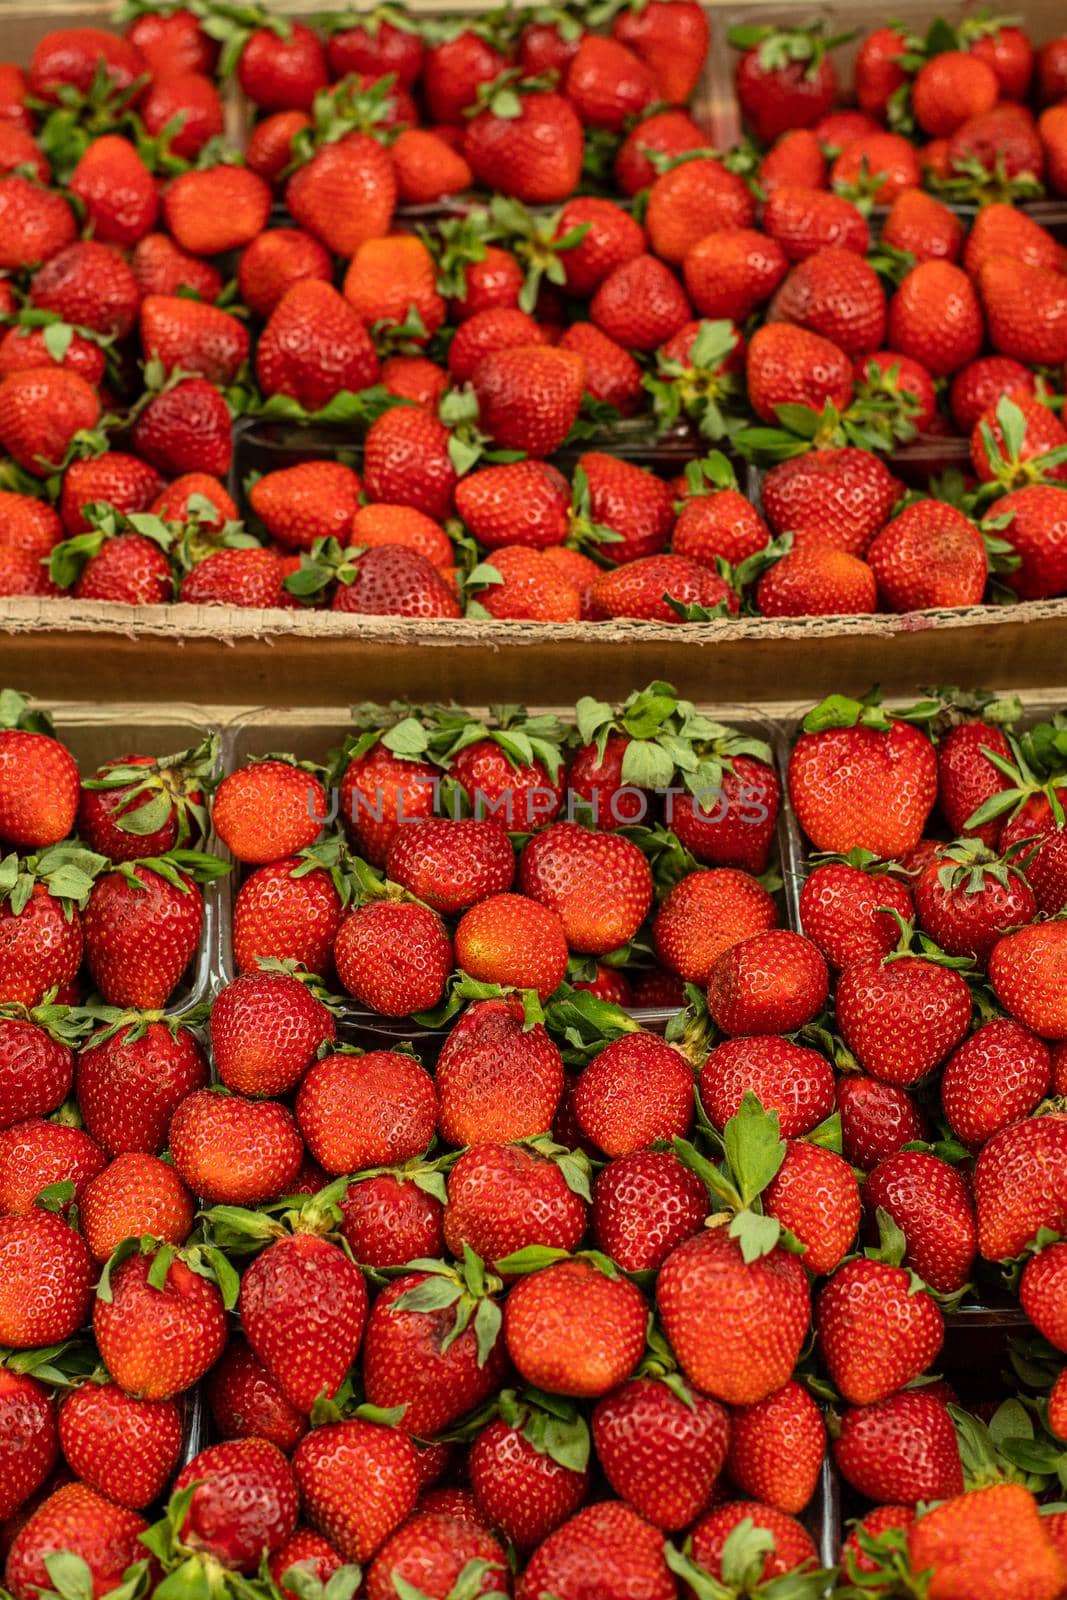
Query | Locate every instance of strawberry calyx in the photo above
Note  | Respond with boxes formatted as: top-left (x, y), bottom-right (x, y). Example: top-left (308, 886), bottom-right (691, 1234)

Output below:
top-left (929, 150), bottom-right (1044, 207)
top-left (189, 0), bottom-right (293, 79)
top-left (962, 725), bottom-right (1067, 834)
top-left (645, 320), bottom-right (747, 442)
top-left (975, 396), bottom-right (1067, 496)
top-left (49, 502), bottom-right (180, 592)
top-left (235, 380), bottom-right (403, 430)
top-left (728, 19), bottom-right (856, 78)
top-left (76, 1000), bottom-right (210, 1048)
top-left (735, 391), bottom-right (915, 463)
top-left (542, 985), bottom-right (642, 1063)
top-left (0, 688), bottom-right (58, 738)
top-left (466, 67), bottom-right (559, 122)
top-left (290, 72), bottom-right (410, 171)
top-left (0, 992), bottom-right (94, 1045)
top-left (674, 452), bottom-right (741, 509)
top-left (344, 1153), bottom-right (455, 1210)
top-left (396, 1562), bottom-right (510, 1600)
top-left (836, 1517), bottom-right (922, 1599)
top-left (933, 833), bottom-right (1038, 897)
top-left (417, 971), bottom-right (547, 1030)
top-left (420, 10), bottom-right (523, 54)
top-left (393, 1244), bottom-right (504, 1367)
top-left (635, 1319), bottom-right (701, 1408)
top-left (0, 1337), bottom-right (100, 1389)
top-left (80, 733), bottom-right (220, 849)
top-left (425, 702), bottom-right (569, 782)
top-left (331, 699), bottom-right (438, 778)
top-left (483, 194), bottom-right (590, 315)
top-left (494, 1384), bottom-right (591, 1472)
top-left (807, 846), bottom-right (915, 882)
top-left (801, 690), bottom-right (941, 736)
top-left (423, 212), bottom-right (499, 303)
top-left (925, 683), bottom-right (1023, 735)
top-left (30, 61), bottom-right (152, 183)
top-left (103, 847), bottom-right (231, 893)
top-left (666, 1517), bottom-right (836, 1599)
top-left (315, 3), bottom-right (425, 40)
top-left (563, 464), bottom-right (626, 557)
top-left (95, 1233), bottom-right (240, 1311)
top-left (0, 844), bottom-right (109, 918)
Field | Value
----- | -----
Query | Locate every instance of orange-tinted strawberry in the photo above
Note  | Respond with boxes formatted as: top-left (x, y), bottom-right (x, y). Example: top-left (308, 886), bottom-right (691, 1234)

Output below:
top-left (505, 1256), bottom-right (646, 1398)
top-left (882, 187), bottom-right (964, 263)
top-left (645, 158), bottom-right (756, 266)
top-left (213, 757), bottom-right (326, 864)
top-left (683, 228), bottom-right (789, 322)
top-left (652, 869), bottom-right (777, 985)
top-left (381, 354), bottom-right (449, 409)
top-left (817, 1256), bottom-right (943, 1405)
top-left (250, 462), bottom-right (361, 553)
top-left (455, 892), bottom-right (568, 1000)
top-left (727, 1381), bottom-right (826, 1515)
top-left (907, 1483), bottom-right (1065, 1600)
top-left (950, 355), bottom-right (1035, 433)
top-left (68, 136), bottom-right (159, 246)
top-left (831, 132), bottom-right (921, 203)
top-left (757, 543), bottom-right (878, 618)
top-left (162, 164), bottom-right (272, 256)
top-left (296, 1047), bottom-right (436, 1175)
top-left (169, 1089), bottom-right (303, 1207)
top-left (79, 1152), bottom-right (194, 1262)
top-left (979, 256), bottom-right (1067, 366)
top-left (435, 996), bottom-right (563, 1146)
top-left (473, 343), bottom-right (583, 457)
top-left (965, 203), bottom-right (1066, 277)
top-left (390, 127), bottom-right (472, 203)
top-left (471, 544), bottom-right (578, 622)
top-left (759, 127), bottom-right (828, 192)
top-left (1041, 104), bottom-right (1067, 195)
top-left (343, 234), bottom-right (445, 341)
top-left (286, 131), bottom-right (396, 257)
top-left (0, 1118), bottom-right (104, 1214)
top-left (788, 699), bottom-right (938, 856)
top-left (912, 49), bottom-right (998, 137)
top-left (614, 0), bottom-right (709, 103)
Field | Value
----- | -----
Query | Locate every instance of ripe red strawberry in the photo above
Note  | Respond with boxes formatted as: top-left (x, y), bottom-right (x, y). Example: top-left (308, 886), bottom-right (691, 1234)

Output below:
top-left (341, 1172), bottom-right (444, 1271)
top-left (455, 461), bottom-right (566, 553)
top-left (657, 1228), bottom-right (810, 1405)
top-left (465, 83), bottom-right (582, 205)
top-left (762, 447), bottom-right (901, 555)
top-left (454, 893), bottom-right (567, 1000)
top-left (941, 1018), bottom-right (1050, 1147)
top-left (206, 1336), bottom-right (306, 1454)
top-left (951, 356), bottom-right (1036, 434)
top-left (390, 127), bottom-right (473, 204)
top-left (255, 280), bottom-right (381, 412)
top-left (82, 858), bottom-right (211, 1009)
top-left (474, 544), bottom-right (581, 622)
top-left (313, 544), bottom-right (460, 618)
top-left (553, 197), bottom-right (645, 299)
top-left (799, 859), bottom-right (914, 970)
top-left (974, 1114), bottom-right (1067, 1259)
top-left (614, 107), bottom-right (707, 195)
top-left (213, 758), bottom-right (327, 865)
top-left (565, 34), bottom-right (657, 131)
top-left (888, 261), bottom-right (984, 376)
top-left (836, 948), bottom-right (971, 1087)
top-left (505, 1257), bottom-right (646, 1398)
top-left (447, 307), bottom-right (547, 386)
top-left (646, 158), bottom-right (755, 266)
top-left (574, 1034), bottom-right (694, 1157)
top-left (653, 870), bottom-right (777, 984)
top-left (210, 970), bottom-right (335, 1098)
top-left (745, 322), bottom-right (853, 422)
top-left (171, 1437), bottom-right (299, 1575)
top-left (936, 716), bottom-right (1016, 845)
top-left (241, 1231), bottom-right (368, 1415)
top-left (338, 736), bottom-right (438, 867)
top-left (913, 840), bottom-right (1036, 962)
top-left (92, 1245), bottom-right (228, 1399)
top-left (0, 493), bottom-right (62, 560)
top-left (58, 1382), bottom-right (182, 1509)
top-left (613, 0), bottom-right (709, 101)
top-left (0, 1368), bottom-right (56, 1520)
top-left (593, 1376), bottom-right (728, 1531)
top-left (979, 257), bottom-right (1067, 367)
top-left (577, 451), bottom-right (675, 564)
top-left (29, 241), bottom-right (140, 341)
top-left (470, 1404), bottom-right (589, 1551)
top-left (0, 177), bottom-right (76, 278)
top-left (237, 228), bottom-right (333, 320)
top-left (296, 1047), bottom-right (436, 1175)
top-left (767, 245), bottom-right (886, 357)
top-left (472, 344), bottom-right (583, 457)
top-left (4, 1482), bottom-right (149, 1600)
top-left (907, 1483), bottom-right (1066, 1600)
top-left (0, 368), bottom-right (100, 477)
top-left (293, 1417), bottom-right (420, 1562)
top-left (759, 126), bottom-right (828, 191)
top-left (817, 1256), bottom-right (944, 1404)
top-left (79, 1152), bottom-right (194, 1261)
top-left (592, 1149), bottom-right (708, 1273)
top-left (519, 822), bottom-right (652, 955)
top-left (788, 698), bottom-right (938, 855)
top-left (672, 479), bottom-right (773, 570)
top-left (59, 454), bottom-right (163, 536)
top-left (690, 1500), bottom-right (819, 1588)
top-left (366, 1508), bottom-right (508, 1600)
top-left (0, 1209), bottom-right (93, 1347)
top-left (989, 485), bottom-right (1067, 601)
top-left (125, 7), bottom-right (217, 76)
top-left (523, 1501), bottom-right (676, 1599)
top-left (837, 1075), bottom-right (928, 1171)
top-left (0, 1012), bottom-right (76, 1131)
top-left (868, 499), bottom-right (988, 611)
top-left (0, 870), bottom-right (91, 1009)
top-left (444, 1142), bottom-right (586, 1266)
top-left (131, 232), bottom-right (223, 301)
top-left (727, 1381), bottom-right (826, 1514)
top-left (335, 899), bottom-right (451, 1016)
top-left (245, 108), bottom-right (312, 183)
top-left (139, 295), bottom-right (249, 387)
top-left (763, 1141), bottom-right (861, 1275)
top-left (363, 405), bottom-right (459, 521)
top-left (1019, 1242), bottom-right (1067, 1352)
top-left (76, 1020), bottom-right (208, 1157)
top-left (29, 25), bottom-right (144, 98)
top-left (989, 921), bottom-right (1067, 1037)
top-left (592, 553), bottom-right (738, 623)
top-left (237, 19), bottom-right (327, 110)
top-left (763, 187), bottom-right (868, 263)
top-left (706, 928), bottom-right (828, 1036)
top-left (435, 997), bottom-right (563, 1146)
top-left (834, 1390), bottom-right (962, 1504)
top-left (732, 21), bottom-right (839, 141)
top-left (910, 48), bottom-right (997, 138)
top-left (131, 376), bottom-right (231, 478)
top-left (882, 187), bottom-right (964, 263)
top-left (286, 131), bottom-right (396, 257)
top-left (66, 135), bottom-right (157, 247)
top-left (162, 165), bottom-right (272, 256)
top-left (363, 1263), bottom-right (508, 1434)
top-left (169, 1089), bottom-right (303, 1206)
top-left (0, 1118), bottom-right (105, 1213)
top-left (386, 816), bottom-right (514, 913)
top-left (865, 1151), bottom-right (976, 1294)
top-left (590, 254), bottom-right (691, 353)
top-left (757, 542), bottom-right (873, 615)
top-left (699, 1037), bottom-right (836, 1138)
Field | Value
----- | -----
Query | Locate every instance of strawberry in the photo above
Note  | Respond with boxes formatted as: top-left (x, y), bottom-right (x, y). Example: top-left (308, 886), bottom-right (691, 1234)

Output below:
top-left (906, 1483), bottom-right (1065, 1600)
top-left (0, 176), bottom-right (76, 272)
top-left (343, 235), bottom-right (446, 342)
top-left (29, 26), bottom-right (145, 100)
top-left (591, 553), bottom-right (738, 622)
top-left (238, 21), bottom-right (327, 111)
top-left (565, 34), bottom-right (657, 131)
top-left (29, 241), bottom-right (140, 341)
top-left (505, 1256), bottom-right (646, 1397)
top-left (251, 463), bottom-right (362, 553)
top-left (131, 376), bottom-right (232, 479)
top-left (338, 733), bottom-right (439, 867)
top-left (93, 1242), bottom-right (230, 1399)
top-left (76, 1019), bottom-right (208, 1157)
top-left (139, 296), bottom-right (249, 388)
top-left (699, 1037), bottom-right (836, 1138)
top-left (1020, 1242), bottom-right (1067, 1351)
top-left (441, 710), bottom-right (566, 829)
top-left (0, 859), bottom-right (98, 1009)
top-left (799, 859), bottom-right (914, 970)
top-left (213, 758), bottom-right (327, 864)
top-left (745, 322), bottom-right (853, 423)
top-left (57, 1382), bottom-right (182, 1510)
top-left (139, 71), bottom-right (223, 159)
top-left (125, 7), bottom-right (217, 77)
top-left (760, 126), bottom-right (828, 191)
top-left (964, 203), bottom-right (1066, 277)
top-left (472, 344), bottom-right (583, 457)
top-left (168, 1089), bottom-right (303, 1205)
top-left (246, 109), bottom-right (312, 182)
top-left (0, 1010), bottom-right (76, 1130)
top-left (4, 1483), bottom-right (149, 1600)
top-left (653, 869), bottom-right (778, 984)
top-left (882, 187), bottom-right (964, 262)
top-left (574, 1033), bottom-right (694, 1157)
top-left (517, 1501), bottom-right (673, 1600)
top-left (435, 997), bottom-right (563, 1145)
top-left (363, 405), bottom-right (459, 520)
top-left (474, 545), bottom-right (581, 622)
top-left (296, 1047), bottom-right (436, 1174)
top-left (162, 165), bottom-right (272, 256)
top-left (335, 898), bottom-right (450, 1015)
top-left (646, 158), bottom-right (756, 266)
top-left (592, 1149), bottom-right (708, 1273)
top-left (913, 839), bottom-right (1036, 962)
top-left (937, 714), bottom-right (1016, 844)
top-left (381, 355), bottom-right (449, 409)
top-left (817, 1255), bottom-right (944, 1405)
top-left (455, 893), bottom-right (568, 1000)
top-left (293, 1417), bottom-right (420, 1562)
top-left (211, 970), bottom-right (335, 1098)
top-left (888, 261), bottom-right (984, 376)
top-left (990, 485), bottom-right (1067, 601)
top-left (657, 1228), bottom-right (810, 1405)
top-left (614, 107), bottom-right (707, 195)
top-left (67, 136), bottom-right (157, 247)
top-left (169, 1437), bottom-right (299, 1577)
top-left (519, 822), bottom-right (652, 954)
top-left (257, 281), bottom-right (381, 412)
top-left (470, 1400), bottom-right (589, 1551)
top-left (0, 1209), bottom-right (93, 1347)
top-left (965, 16), bottom-right (1033, 97)
top-left (979, 256), bottom-right (1067, 367)
top-left (286, 132), bottom-right (397, 257)
top-left (0, 368), bottom-right (100, 477)
top-left (762, 447), bottom-right (901, 556)
top-left (574, 452), bottom-right (675, 565)
top-left (942, 1017), bottom-right (1050, 1147)
top-left (59, 454), bottom-right (163, 536)
top-left (237, 228), bottom-right (332, 320)
top-left (448, 307), bottom-right (547, 385)
top-left (423, 27), bottom-right (510, 123)
top-left (757, 542), bottom-right (878, 617)
top-left (341, 1171), bottom-right (444, 1271)
top-left (590, 254), bottom-right (691, 353)
top-left (316, 544), bottom-right (462, 620)
top-left (614, 0), bottom-right (709, 101)
top-left (706, 928), bottom-right (828, 1035)
top-left (836, 941), bottom-right (971, 1086)
top-left (0, 494), bottom-right (62, 560)
top-left (554, 197), bottom-right (645, 299)
top-left (834, 1390), bottom-right (962, 1504)
top-left (763, 1141), bottom-right (861, 1275)
top-left (363, 1261), bottom-right (508, 1433)
top-left (682, 229), bottom-right (788, 326)
top-left (688, 1500), bottom-right (820, 1588)
top-left (788, 697), bottom-right (938, 856)
top-left (727, 1381), bottom-right (826, 1514)
top-left (865, 1150), bottom-right (976, 1294)
top-left (131, 233), bottom-right (223, 301)
top-left (0, 1118), bottom-right (105, 1213)
top-left (838, 1075), bottom-right (928, 1171)
top-left (80, 1152), bottom-right (194, 1261)
top-left (950, 355), bottom-right (1035, 434)
top-left (83, 855), bottom-right (220, 1009)
top-left (52, 520), bottom-right (174, 606)
top-left (366, 1509), bottom-right (508, 1600)
top-left (0, 1368), bottom-right (56, 1521)
top-left (672, 471), bottom-right (772, 568)
top-left (240, 1230), bottom-right (368, 1414)
top-left (269, 1530), bottom-right (345, 1596)
top-left (989, 921), bottom-right (1067, 1037)
top-left (387, 816), bottom-right (514, 913)
top-left (975, 1114), bottom-right (1067, 1259)
top-left (0, 703), bottom-right (79, 848)
top-left (763, 187), bottom-right (868, 263)
top-left (868, 499), bottom-right (988, 611)
top-left (206, 1336), bottom-right (306, 1454)
top-left (594, 1376), bottom-right (728, 1531)
top-left (732, 22), bottom-right (841, 142)
top-left (465, 81), bottom-right (583, 204)
top-left (444, 1142), bottom-right (586, 1266)
top-left (912, 49), bottom-right (998, 137)
top-left (391, 127), bottom-right (473, 203)
top-left (767, 245), bottom-right (886, 356)
top-left (1041, 104), bottom-right (1067, 195)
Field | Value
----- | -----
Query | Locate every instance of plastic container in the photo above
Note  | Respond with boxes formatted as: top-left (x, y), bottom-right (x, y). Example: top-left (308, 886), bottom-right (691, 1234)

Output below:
top-left (217, 700), bottom-right (794, 1040)
top-left (47, 701), bottom-right (225, 1015)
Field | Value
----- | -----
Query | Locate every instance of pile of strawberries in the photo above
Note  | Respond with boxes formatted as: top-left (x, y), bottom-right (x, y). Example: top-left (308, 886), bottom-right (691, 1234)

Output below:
top-left (6, 680), bottom-right (1067, 1596)
top-left (0, 0), bottom-right (1066, 621)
